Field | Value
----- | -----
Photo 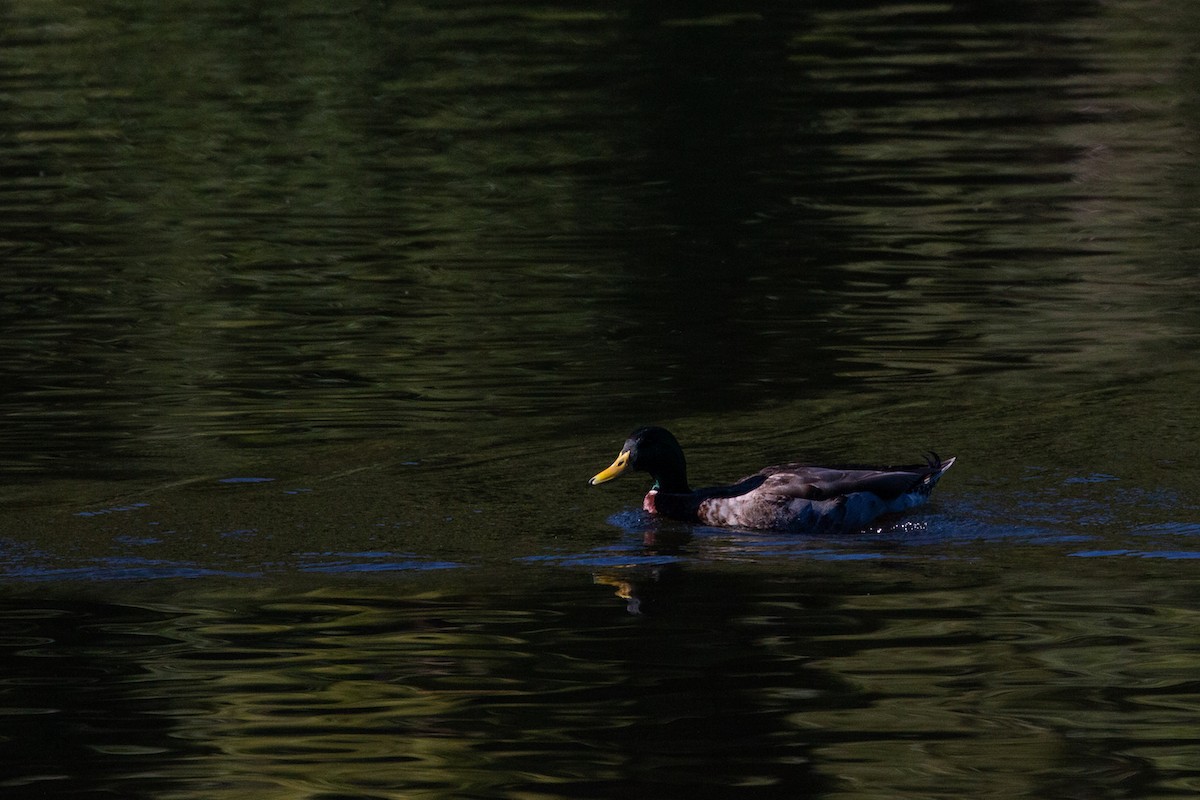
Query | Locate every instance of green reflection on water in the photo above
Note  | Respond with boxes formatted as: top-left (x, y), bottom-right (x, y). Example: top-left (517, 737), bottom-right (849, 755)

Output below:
top-left (3, 0), bottom-right (1199, 488)
top-left (4, 0), bottom-right (1200, 797)
top-left (2, 557), bottom-right (1199, 798)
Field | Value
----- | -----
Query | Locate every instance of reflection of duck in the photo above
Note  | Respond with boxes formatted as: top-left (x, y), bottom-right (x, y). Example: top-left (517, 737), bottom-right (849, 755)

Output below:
top-left (593, 566), bottom-right (680, 615)
top-left (590, 426), bottom-right (955, 534)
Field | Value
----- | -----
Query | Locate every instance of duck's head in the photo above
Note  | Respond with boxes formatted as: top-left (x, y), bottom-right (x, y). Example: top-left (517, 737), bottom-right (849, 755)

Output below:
top-left (589, 426), bottom-right (690, 493)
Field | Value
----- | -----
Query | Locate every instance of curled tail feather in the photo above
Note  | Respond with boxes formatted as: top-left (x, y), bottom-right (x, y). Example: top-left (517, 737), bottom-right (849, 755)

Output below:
top-left (919, 452), bottom-right (956, 495)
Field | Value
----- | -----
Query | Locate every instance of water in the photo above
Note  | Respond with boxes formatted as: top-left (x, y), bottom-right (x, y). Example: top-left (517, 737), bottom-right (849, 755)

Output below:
top-left (3, 0), bottom-right (1200, 797)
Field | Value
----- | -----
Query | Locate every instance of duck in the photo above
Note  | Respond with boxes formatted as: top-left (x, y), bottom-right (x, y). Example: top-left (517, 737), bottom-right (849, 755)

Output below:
top-left (589, 426), bottom-right (954, 534)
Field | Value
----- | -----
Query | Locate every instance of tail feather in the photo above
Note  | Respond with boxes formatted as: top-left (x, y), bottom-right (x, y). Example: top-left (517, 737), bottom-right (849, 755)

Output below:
top-left (919, 453), bottom-right (955, 494)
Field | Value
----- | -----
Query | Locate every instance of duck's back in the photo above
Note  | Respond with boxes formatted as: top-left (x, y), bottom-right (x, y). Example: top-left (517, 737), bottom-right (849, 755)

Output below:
top-left (693, 457), bottom-right (955, 533)
top-left (754, 460), bottom-right (948, 501)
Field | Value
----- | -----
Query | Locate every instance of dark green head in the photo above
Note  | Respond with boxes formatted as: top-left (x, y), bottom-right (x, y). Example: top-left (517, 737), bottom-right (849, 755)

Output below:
top-left (589, 426), bottom-right (690, 493)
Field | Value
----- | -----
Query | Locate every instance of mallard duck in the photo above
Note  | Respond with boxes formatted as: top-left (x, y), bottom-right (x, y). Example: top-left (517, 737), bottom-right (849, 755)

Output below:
top-left (589, 426), bottom-right (955, 534)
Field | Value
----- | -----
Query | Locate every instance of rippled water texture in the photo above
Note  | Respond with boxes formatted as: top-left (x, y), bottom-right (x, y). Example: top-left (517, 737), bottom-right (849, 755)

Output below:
top-left (3, 0), bottom-right (1200, 797)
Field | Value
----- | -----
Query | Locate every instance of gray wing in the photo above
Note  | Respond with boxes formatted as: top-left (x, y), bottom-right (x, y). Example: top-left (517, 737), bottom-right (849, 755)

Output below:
top-left (753, 463), bottom-right (937, 501)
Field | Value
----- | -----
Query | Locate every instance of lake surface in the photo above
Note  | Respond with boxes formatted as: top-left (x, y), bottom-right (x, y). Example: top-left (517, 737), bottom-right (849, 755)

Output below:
top-left (3, 0), bottom-right (1200, 797)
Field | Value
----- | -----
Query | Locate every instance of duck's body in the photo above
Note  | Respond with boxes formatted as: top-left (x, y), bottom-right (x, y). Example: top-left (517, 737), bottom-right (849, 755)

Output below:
top-left (590, 426), bottom-right (954, 534)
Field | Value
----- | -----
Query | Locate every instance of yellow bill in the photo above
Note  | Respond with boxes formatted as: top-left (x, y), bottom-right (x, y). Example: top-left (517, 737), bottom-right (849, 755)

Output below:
top-left (589, 450), bottom-right (630, 485)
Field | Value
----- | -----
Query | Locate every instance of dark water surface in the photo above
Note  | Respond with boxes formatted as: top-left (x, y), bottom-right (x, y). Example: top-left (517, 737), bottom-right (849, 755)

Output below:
top-left (4, 0), bottom-right (1200, 797)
